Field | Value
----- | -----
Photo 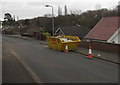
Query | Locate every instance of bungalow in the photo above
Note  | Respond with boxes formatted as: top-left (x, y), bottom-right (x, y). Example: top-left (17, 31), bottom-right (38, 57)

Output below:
top-left (55, 26), bottom-right (90, 39)
top-left (84, 17), bottom-right (120, 44)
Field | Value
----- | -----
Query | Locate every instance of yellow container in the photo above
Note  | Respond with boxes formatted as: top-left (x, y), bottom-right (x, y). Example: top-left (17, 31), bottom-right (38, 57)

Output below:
top-left (47, 35), bottom-right (81, 51)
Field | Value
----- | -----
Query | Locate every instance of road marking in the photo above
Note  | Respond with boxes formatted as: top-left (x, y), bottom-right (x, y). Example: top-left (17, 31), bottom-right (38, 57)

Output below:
top-left (6, 45), bottom-right (44, 83)
top-left (44, 45), bottom-right (48, 48)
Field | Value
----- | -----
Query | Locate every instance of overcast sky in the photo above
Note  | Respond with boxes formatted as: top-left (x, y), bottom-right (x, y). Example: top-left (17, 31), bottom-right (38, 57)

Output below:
top-left (0, 0), bottom-right (119, 20)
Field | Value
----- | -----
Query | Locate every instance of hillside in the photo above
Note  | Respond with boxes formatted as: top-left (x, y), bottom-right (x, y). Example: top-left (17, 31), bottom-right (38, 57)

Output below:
top-left (2, 7), bottom-right (118, 39)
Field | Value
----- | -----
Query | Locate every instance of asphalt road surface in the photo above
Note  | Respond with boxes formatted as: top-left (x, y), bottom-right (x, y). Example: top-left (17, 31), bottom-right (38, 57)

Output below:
top-left (2, 35), bottom-right (118, 83)
top-left (0, 33), bottom-right (2, 84)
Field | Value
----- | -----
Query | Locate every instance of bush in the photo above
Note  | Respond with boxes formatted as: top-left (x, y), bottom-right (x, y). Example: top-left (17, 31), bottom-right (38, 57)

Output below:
top-left (43, 32), bottom-right (51, 40)
top-left (43, 32), bottom-right (51, 37)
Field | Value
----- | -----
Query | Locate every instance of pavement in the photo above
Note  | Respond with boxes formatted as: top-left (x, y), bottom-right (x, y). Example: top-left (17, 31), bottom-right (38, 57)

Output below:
top-left (5, 34), bottom-right (34, 40)
top-left (2, 35), bottom-right (118, 83)
top-left (75, 47), bottom-right (118, 64)
top-left (5, 34), bottom-right (118, 64)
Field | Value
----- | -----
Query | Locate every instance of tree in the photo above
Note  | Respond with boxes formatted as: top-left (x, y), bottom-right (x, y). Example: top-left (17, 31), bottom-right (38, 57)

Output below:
top-left (4, 13), bottom-right (13, 21)
top-left (70, 9), bottom-right (82, 15)
top-left (23, 19), bottom-right (30, 26)
top-left (3, 13), bottom-right (17, 27)
top-left (64, 5), bottom-right (68, 15)
top-left (36, 20), bottom-right (41, 27)
top-left (116, 3), bottom-right (120, 16)
top-left (44, 14), bottom-right (53, 18)
top-left (58, 6), bottom-right (62, 16)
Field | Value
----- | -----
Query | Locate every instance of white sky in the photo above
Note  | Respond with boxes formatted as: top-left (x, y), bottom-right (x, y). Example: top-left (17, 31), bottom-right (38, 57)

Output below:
top-left (0, 0), bottom-right (119, 20)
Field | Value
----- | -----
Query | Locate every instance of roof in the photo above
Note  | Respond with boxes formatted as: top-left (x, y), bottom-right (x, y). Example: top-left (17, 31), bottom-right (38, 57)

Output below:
top-left (55, 28), bottom-right (65, 35)
top-left (55, 26), bottom-right (91, 38)
top-left (84, 17), bottom-right (120, 40)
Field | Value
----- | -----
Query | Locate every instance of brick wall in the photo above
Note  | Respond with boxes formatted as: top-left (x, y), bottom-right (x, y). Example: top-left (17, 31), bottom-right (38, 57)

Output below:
top-left (79, 41), bottom-right (119, 54)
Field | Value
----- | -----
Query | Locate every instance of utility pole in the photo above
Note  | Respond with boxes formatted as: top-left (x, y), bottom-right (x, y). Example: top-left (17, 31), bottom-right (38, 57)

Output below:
top-left (45, 5), bottom-right (55, 36)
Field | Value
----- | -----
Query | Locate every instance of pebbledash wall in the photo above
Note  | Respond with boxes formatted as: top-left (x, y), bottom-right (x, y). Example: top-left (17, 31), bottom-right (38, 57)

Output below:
top-left (79, 41), bottom-right (119, 54)
top-left (107, 28), bottom-right (120, 44)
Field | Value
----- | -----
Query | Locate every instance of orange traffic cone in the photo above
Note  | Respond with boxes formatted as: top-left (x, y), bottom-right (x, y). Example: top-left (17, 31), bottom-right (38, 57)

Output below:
top-left (87, 46), bottom-right (93, 58)
top-left (64, 44), bottom-right (68, 53)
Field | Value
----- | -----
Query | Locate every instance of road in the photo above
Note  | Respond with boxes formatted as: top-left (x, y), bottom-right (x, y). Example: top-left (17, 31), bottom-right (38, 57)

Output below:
top-left (2, 35), bottom-right (118, 83)
top-left (2, 43), bottom-right (35, 83)
top-left (0, 33), bottom-right (2, 84)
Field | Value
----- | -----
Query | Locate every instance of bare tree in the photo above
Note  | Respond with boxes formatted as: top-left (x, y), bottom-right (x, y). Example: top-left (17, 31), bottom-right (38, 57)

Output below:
top-left (13, 15), bottom-right (15, 21)
top-left (64, 5), bottom-right (68, 15)
top-left (17, 16), bottom-right (19, 21)
top-left (58, 6), bottom-right (62, 16)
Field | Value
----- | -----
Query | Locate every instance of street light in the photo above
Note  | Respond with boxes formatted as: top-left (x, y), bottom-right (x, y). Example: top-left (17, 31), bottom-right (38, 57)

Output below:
top-left (45, 5), bottom-right (55, 36)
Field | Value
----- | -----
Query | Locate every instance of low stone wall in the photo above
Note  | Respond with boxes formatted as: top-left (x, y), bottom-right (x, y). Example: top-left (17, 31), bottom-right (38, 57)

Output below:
top-left (79, 41), bottom-right (119, 54)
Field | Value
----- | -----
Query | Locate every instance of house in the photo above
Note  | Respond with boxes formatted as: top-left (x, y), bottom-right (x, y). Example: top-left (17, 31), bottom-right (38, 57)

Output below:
top-left (84, 17), bottom-right (120, 44)
top-left (55, 26), bottom-right (91, 39)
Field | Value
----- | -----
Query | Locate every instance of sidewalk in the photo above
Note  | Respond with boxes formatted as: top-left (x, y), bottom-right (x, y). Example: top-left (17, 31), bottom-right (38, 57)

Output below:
top-left (5, 34), bottom-right (34, 40)
top-left (75, 47), bottom-right (118, 64)
top-left (4, 34), bottom-right (119, 64)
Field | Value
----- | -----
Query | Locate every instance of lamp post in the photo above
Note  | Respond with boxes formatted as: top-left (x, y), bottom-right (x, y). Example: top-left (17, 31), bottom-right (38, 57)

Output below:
top-left (45, 5), bottom-right (55, 36)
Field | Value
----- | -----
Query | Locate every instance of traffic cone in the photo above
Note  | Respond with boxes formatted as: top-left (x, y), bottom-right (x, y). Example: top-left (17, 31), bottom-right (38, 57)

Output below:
top-left (87, 46), bottom-right (93, 58)
top-left (64, 44), bottom-right (68, 53)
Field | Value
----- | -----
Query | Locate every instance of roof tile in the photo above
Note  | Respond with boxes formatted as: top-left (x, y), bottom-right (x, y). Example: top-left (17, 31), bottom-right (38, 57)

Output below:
top-left (85, 17), bottom-right (120, 40)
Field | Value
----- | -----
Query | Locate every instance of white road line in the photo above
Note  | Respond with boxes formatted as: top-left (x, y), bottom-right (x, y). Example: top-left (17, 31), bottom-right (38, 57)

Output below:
top-left (6, 44), bottom-right (44, 83)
